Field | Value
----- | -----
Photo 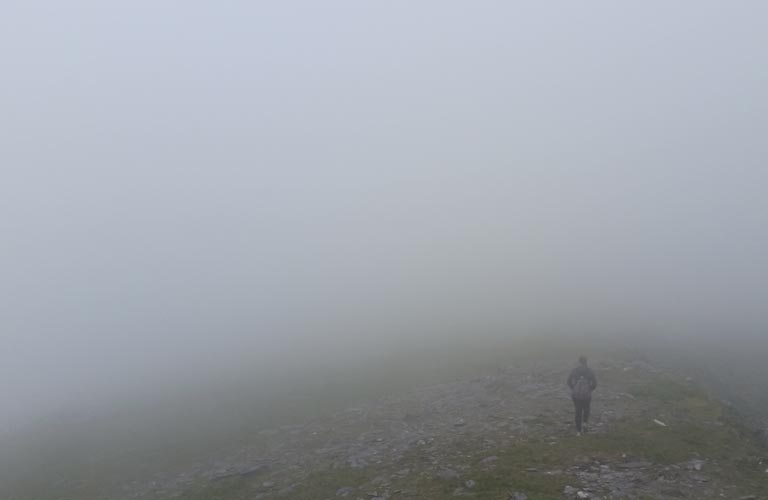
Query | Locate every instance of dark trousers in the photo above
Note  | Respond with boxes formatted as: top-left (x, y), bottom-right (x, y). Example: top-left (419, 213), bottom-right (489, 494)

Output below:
top-left (572, 397), bottom-right (591, 432)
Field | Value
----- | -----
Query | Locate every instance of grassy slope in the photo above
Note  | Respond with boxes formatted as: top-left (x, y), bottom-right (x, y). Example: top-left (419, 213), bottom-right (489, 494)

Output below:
top-left (3, 337), bottom-right (767, 500)
top-left (180, 375), bottom-right (768, 499)
top-left (0, 335), bottom-right (607, 500)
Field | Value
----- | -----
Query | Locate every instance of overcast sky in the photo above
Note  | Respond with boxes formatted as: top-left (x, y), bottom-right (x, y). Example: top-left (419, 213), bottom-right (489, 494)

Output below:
top-left (1, 2), bottom-right (767, 423)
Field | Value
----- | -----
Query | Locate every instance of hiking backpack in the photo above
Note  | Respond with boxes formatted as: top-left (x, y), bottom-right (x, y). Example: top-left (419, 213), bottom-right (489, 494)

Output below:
top-left (572, 375), bottom-right (592, 400)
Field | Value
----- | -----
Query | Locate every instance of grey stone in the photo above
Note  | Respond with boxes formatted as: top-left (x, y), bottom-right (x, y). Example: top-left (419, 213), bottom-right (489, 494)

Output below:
top-left (615, 461), bottom-right (651, 469)
top-left (564, 485), bottom-right (578, 496)
top-left (348, 456), bottom-right (368, 468)
top-left (240, 465), bottom-right (269, 477)
top-left (437, 468), bottom-right (459, 480)
top-left (687, 459), bottom-right (705, 471)
top-left (336, 486), bottom-right (355, 497)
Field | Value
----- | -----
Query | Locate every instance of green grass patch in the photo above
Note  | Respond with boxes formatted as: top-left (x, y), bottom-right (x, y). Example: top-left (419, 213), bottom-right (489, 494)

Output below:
top-left (629, 376), bottom-right (705, 402)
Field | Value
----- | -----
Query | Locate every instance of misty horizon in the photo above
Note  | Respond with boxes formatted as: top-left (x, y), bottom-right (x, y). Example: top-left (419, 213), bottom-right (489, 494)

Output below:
top-left (2, 2), bottom-right (768, 430)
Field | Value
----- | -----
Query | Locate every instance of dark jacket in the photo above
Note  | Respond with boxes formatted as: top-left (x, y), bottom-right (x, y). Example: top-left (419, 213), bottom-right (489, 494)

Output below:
top-left (567, 365), bottom-right (597, 397)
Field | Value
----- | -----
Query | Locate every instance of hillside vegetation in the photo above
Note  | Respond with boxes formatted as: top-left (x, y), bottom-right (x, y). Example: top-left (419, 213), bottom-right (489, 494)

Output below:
top-left (2, 339), bottom-right (766, 500)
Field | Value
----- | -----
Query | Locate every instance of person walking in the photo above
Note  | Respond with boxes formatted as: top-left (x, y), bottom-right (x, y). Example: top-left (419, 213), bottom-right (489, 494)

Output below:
top-left (567, 355), bottom-right (597, 435)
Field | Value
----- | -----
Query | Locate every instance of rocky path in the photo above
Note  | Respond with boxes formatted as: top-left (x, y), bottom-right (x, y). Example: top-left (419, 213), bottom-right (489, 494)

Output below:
top-left (122, 359), bottom-right (767, 500)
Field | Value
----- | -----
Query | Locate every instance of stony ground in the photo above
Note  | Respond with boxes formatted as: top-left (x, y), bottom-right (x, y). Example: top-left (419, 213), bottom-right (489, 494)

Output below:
top-left (120, 357), bottom-right (768, 500)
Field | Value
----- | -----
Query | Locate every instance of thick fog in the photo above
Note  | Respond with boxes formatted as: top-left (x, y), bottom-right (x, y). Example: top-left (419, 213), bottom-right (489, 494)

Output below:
top-left (2, 2), bottom-right (767, 427)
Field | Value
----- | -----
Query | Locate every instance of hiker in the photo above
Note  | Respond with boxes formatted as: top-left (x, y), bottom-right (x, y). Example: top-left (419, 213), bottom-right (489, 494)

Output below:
top-left (567, 355), bottom-right (597, 435)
